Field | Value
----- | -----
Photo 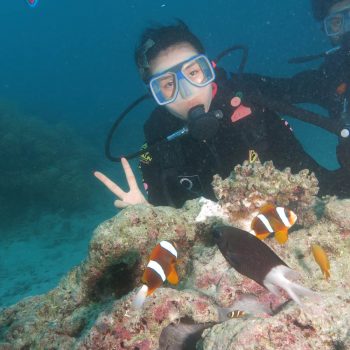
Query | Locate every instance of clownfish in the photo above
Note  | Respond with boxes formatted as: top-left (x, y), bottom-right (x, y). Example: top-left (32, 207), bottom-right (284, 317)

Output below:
top-left (133, 240), bottom-right (179, 309)
top-left (251, 203), bottom-right (297, 244)
top-left (311, 244), bottom-right (330, 280)
top-left (26, 0), bottom-right (39, 7)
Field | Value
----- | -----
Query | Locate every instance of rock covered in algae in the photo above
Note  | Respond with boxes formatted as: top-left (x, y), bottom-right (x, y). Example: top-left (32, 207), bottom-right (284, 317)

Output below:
top-left (198, 197), bottom-right (350, 349)
top-left (324, 197), bottom-right (350, 229)
top-left (1, 162), bottom-right (350, 350)
top-left (77, 289), bottom-right (220, 349)
top-left (212, 160), bottom-right (319, 229)
top-left (0, 201), bottom-right (218, 349)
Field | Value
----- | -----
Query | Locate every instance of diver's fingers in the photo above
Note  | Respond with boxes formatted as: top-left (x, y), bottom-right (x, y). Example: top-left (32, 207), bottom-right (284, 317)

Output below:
top-left (114, 199), bottom-right (129, 209)
top-left (121, 157), bottom-right (139, 191)
top-left (94, 171), bottom-right (126, 198)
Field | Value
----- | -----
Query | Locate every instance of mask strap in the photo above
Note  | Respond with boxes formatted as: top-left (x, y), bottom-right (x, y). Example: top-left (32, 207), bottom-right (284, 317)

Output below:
top-left (141, 39), bottom-right (155, 66)
top-left (139, 39), bottom-right (156, 79)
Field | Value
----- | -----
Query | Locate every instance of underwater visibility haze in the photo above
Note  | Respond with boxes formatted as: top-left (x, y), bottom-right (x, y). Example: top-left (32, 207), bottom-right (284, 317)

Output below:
top-left (1, 1), bottom-right (349, 348)
top-left (0, 0), bottom-right (333, 313)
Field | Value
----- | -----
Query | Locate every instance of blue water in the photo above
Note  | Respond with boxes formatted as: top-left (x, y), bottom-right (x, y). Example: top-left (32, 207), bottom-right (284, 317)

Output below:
top-left (0, 1), bottom-right (328, 126)
top-left (0, 0), bottom-right (339, 307)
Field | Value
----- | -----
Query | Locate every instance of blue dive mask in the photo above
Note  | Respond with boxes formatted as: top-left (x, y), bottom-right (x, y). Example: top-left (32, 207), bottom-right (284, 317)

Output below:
top-left (148, 54), bottom-right (215, 106)
top-left (324, 7), bottom-right (350, 37)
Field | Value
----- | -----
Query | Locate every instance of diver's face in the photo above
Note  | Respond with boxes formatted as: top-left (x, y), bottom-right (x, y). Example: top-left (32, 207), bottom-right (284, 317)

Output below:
top-left (327, 0), bottom-right (350, 45)
top-left (149, 43), bottom-right (213, 120)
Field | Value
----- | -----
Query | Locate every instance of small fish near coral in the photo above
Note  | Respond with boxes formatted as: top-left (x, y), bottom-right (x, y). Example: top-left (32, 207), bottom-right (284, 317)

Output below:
top-left (26, 0), bottom-right (39, 7)
top-left (212, 225), bottom-right (317, 306)
top-left (251, 203), bottom-right (297, 244)
top-left (226, 310), bottom-right (245, 319)
top-left (133, 240), bottom-right (179, 309)
top-left (217, 294), bottom-right (270, 321)
top-left (311, 244), bottom-right (330, 280)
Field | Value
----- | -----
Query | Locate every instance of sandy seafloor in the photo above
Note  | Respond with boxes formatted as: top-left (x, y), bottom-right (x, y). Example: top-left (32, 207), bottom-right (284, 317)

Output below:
top-left (0, 204), bottom-right (114, 308)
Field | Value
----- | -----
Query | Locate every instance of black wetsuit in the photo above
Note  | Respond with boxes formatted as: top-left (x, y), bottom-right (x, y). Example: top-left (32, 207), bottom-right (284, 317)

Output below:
top-left (139, 68), bottom-right (350, 208)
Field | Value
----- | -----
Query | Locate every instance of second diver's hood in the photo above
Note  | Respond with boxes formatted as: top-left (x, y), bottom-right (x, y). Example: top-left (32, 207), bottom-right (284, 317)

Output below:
top-left (311, 0), bottom-right (340, 21)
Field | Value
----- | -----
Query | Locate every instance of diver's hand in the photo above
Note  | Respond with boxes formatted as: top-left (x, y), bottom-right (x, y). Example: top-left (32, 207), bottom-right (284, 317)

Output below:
top-left (94, 157), bottom-right (149, 209)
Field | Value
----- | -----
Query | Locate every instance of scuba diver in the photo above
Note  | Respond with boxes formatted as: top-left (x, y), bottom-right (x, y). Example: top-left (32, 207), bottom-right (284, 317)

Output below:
top-left (233, 0), bottom-right (350, 171)
top-left (94, 20), bottom-right (350, 209)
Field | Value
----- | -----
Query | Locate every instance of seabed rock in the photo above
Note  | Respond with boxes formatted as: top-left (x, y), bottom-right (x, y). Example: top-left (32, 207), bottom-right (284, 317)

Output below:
top-left (1, 161), bottom-right (350, 349)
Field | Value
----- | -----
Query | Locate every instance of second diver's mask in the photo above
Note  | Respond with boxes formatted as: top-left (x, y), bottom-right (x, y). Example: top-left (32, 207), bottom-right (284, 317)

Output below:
top-left (148, 54), bottom-right (215, 105)
top-left (324, 6), bottom-right (350, 37)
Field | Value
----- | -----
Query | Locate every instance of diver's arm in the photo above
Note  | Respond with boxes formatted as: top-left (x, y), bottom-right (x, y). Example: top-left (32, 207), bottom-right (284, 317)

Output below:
top-left (235, 69), bottom-right (327, 106)
top-left (263, 110), bottom-right (350, 197)
top-left (318, 167), bottom-right (350, 198)
top-left (289, 133), bottom-right (350, 198)
top-left (94, 157), bottom-right (149, 209)
top-left (274, 112), bottom-right (350, 197)
top-left (328, 139), bottom-right (350, 198)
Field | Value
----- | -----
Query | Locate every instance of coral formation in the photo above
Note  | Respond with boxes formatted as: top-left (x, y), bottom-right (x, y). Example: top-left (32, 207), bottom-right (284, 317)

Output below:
top-left (212, 160), bottom-right (319, 229)
top-left (1, 161), bottom-right (350, 349)
top-left (0, 202), bottom-right (209, 349)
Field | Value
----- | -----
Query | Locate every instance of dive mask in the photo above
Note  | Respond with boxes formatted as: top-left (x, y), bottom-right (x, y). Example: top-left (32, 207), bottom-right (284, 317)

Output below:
top-left (324, 7), bottom-right (350, 37)
top-left (148, 54), bottom-right (215, 105)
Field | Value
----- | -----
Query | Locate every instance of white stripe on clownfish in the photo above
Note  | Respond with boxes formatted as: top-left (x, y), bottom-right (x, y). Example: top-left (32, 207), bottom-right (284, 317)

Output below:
top-left (160, 241), bottom-right (177, 258)
top-left (147, 260), bottom-right (166, 282)
top-left (257, 214), bottom-right (274, 233)
top-left (276, 207), bottom-right (292, 228)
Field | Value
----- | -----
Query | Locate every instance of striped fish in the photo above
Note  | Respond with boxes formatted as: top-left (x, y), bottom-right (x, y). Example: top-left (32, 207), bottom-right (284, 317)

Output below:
top-left (251, 204), bottom-right (297, 244)
top-left (133, 240), bottom-right (178, 309)
top-left (227, 310), bottom-right (245, 319)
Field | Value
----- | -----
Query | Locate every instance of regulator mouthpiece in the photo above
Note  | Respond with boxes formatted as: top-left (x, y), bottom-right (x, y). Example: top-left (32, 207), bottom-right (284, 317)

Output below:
top-left (187, 105), bottom-right (223, 141)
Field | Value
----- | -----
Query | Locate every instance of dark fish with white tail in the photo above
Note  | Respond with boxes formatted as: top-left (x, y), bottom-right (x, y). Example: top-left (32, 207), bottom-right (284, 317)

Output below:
top-left (212, 225), bottom-right (317, 306)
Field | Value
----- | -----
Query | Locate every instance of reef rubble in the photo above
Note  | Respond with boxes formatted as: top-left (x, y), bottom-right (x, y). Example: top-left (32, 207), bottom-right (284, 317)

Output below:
top-left (1, 161), bottom-right (350, 349)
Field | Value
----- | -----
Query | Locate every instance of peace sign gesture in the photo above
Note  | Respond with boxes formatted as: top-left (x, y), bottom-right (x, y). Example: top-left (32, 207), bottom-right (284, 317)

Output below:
top-left (94, 157), bottom-right (149, 209)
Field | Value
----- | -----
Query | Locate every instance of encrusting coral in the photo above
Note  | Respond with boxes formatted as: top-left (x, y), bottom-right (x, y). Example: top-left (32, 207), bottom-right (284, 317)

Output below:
top-left (1, 161), bottom-right (350, 349)
top-left (212, 160), bottom-right (320, 229)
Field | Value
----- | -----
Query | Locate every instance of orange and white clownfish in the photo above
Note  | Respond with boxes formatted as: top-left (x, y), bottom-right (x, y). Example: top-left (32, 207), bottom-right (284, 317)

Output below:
top-left (133, 240), bottom-right (179, 309)
top-left (251, 204), bottom-right (297, 244)
top-left (311, 244), bottom-right (330, 280)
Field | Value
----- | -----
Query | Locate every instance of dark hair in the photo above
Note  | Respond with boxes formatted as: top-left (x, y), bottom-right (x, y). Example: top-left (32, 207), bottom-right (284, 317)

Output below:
top-left (135, 20), bottom-right (205, 82)
top-left (311, 0), bottom-right (340, 20)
